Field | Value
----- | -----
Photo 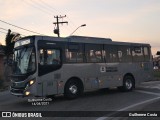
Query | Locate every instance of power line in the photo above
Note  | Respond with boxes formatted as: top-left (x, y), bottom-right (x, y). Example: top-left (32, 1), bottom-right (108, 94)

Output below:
top-left (0, 19), bottom-right (47, 36)
top-left (38, 0), bottom-right (76, 28)
top-left (0, 27), bottom-right (26, 37)
top-left (23, 0), bottom-right (72, 36)
top-left (23, 0), bottom-right (53, 16)
top-left (30, 0), bottom-right (58, 13)
top-left (0, 27), bottom-right (8, 31)
top-left (22, 0), bottom-right (82, 37)
top-left (38, 0), bottom-right (61, 14)
top-left (28, 0), bottom-right (77, 33)
top-left (27, 0), bottom-right (73, 30)
top-left (23, 0), bottom-right (60, 36)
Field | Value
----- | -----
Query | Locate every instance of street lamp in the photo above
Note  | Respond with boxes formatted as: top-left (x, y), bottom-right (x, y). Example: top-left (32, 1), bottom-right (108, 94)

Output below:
top-left (70, 24), bottom-right (86, 36)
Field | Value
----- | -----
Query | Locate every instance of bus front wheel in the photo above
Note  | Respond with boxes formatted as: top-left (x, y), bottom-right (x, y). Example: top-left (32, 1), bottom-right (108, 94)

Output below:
top-left (64, 80), bottom-right (81, 99)
top-left (118, 75), bottom-right (134, 92)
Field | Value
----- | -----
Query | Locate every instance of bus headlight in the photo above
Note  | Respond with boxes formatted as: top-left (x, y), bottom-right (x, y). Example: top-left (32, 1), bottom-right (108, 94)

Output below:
top-left (29, 80), bottom-right (35, 85)
top-left (25, 91), bottom-right (30, 96)
top-left (25, 80), bottom-right (35, 90)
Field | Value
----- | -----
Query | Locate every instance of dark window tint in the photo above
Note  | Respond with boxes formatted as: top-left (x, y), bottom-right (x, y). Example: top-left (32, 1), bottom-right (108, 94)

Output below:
top-left (118, 46), bottom-right (132, 62)
top-left (132, 46), bottom-right (144, 62)
top-left (105, 45), bottom-right (118, 63)
top-left (85, 44), bottom-right (103, 63)
top-left (38, 48), bottom-right (61, 76)
top-left (65, 44), bottom-right (84, 63)
top-left (39, 49), bottom-right (61, 65)
top-left (144, 46), bottom-right (150, 61)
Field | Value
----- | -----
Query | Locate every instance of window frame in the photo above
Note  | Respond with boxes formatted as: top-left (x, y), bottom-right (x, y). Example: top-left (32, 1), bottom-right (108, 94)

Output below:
top-left (37, 40), bottom-right (63, 76)
top-left (117, 45), bottom-right (132, 63)
top-left (132, 46), bottom-right (145, 62)
top-left (104, 44), bottom-right (119, 63)
top-left (65, 43), bottom-right (84, 63)
top-left (85, 43), bottom-right (104, 63)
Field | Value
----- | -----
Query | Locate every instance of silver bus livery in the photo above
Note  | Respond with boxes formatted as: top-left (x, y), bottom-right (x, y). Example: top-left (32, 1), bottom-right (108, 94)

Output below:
top-left (10, 35), bottom-right (153, 99)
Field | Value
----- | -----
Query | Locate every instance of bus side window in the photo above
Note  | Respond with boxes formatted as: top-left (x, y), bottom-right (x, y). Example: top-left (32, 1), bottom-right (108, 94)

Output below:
top-left (144, 46), bottom-right (150, 62)
top-left (65, 44), bottom-right (84, 63)
top-left (85, 44), bottom-right (103, 63)
top-left (65, 49), bottom-right (78, 62)
top-left (38, 48), bottom-right (61, 76)
top-left (105, 45), bottom-right (118, 63)
top-left (132, 46), bottom-right (144, 62)
top-left (39, 48), bottom-right (60, 65)
top-left (118, 46), bottom-right (132, 62)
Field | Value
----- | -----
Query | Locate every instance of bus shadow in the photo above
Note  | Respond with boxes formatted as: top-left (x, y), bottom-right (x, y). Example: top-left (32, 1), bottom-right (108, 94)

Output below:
top-left (81, 88), bottom-right (120, 98)
top-left (51, 88), bottom-right (121, 102)
top-left (15, 88), bottom-right (122, 106)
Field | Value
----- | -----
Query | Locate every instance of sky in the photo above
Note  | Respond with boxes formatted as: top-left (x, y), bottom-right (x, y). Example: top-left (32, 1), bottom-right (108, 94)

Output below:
top-left (0, 0), bottom-right (160, 55)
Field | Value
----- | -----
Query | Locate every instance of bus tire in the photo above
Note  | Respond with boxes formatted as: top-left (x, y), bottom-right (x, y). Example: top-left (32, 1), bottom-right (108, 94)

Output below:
top-left (118, 75), bottom-right (134, 92)
top-left (64, 79), bottom-right (81, 99)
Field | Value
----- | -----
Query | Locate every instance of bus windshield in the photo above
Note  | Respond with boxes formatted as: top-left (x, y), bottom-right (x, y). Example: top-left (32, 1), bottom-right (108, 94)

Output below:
top-left (13, 46), bottom-right (36, 75)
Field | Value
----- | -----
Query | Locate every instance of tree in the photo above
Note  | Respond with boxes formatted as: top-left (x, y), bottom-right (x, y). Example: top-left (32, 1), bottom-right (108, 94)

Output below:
top-left (5, 29), bottom-right (21, 61)
top-left (5, 29), bottom-right (15, 59)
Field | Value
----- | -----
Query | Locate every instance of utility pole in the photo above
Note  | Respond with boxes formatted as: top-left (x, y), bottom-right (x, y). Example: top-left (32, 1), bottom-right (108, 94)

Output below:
top-left (53, 15), bottom-right (68, 37)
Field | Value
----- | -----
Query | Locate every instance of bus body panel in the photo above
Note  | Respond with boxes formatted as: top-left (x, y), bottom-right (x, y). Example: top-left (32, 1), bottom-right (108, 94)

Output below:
top-left (10, 35), bottom-right (153, 97)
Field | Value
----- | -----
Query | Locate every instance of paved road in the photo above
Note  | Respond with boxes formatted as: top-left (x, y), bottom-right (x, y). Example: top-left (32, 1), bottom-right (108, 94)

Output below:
top-left (0, 81), bottom-right (160, 120)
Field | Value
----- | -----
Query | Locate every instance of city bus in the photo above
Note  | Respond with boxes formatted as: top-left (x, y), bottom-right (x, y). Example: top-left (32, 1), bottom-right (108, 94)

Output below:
top-left (10, 35), bottom-right (153, 99)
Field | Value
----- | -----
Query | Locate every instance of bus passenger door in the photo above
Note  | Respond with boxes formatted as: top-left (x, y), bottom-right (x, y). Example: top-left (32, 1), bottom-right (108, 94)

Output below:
top-left (37, 40), bottom-right (63, 96)
top-left (37, 80), bottom-right (43, 96)
top-left (37, 74), bottom-right (58, 97)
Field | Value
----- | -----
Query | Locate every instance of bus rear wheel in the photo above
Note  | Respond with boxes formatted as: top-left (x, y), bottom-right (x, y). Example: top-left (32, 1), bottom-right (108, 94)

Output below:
top-left (118, 75), bottom-right (134, 92)
top-left (64, 79), bottom-right (81, 99)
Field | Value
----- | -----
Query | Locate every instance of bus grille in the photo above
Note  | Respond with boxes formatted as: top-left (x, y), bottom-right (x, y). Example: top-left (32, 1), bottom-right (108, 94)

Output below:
top-left (10, 87), bottom-right (24, 94)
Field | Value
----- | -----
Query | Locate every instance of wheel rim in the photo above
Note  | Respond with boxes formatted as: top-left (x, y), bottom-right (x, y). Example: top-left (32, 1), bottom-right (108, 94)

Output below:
top-left (69, 85), bottom-right (77, 94)
top-left (125, 79), bottom-right (132, 90)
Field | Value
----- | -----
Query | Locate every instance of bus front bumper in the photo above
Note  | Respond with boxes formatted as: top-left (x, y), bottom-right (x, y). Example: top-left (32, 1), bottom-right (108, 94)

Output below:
top-left (10, 86), bottom-right (32, 97)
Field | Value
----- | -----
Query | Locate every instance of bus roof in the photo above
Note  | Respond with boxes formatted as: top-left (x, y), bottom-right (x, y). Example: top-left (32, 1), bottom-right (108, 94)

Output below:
top-left (67, 36), bottom-right (112, 44)
top-left (20, 35), bottom-right (150, 46)
top-left (67, 36), bottom-right (150, 46)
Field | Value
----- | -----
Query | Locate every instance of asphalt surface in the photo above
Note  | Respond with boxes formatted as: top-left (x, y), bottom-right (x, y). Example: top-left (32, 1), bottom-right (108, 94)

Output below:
top-left (0, 80), bottom-right (160, 120)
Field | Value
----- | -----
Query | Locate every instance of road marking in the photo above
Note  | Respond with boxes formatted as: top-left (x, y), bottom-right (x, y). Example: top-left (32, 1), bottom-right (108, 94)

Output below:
top-left (117, 97), bottom-right (160, 111)
top-left (139, 86), bottom-right (160, 90)
top-left (96, 96), bottom-right (160, 120)
top-left (139, 81), bottom-right (160, 90)
top-left (135, 90), bottom-right (160, 96)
